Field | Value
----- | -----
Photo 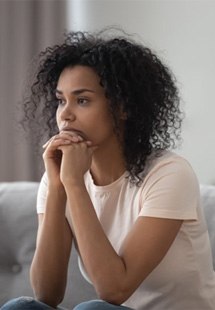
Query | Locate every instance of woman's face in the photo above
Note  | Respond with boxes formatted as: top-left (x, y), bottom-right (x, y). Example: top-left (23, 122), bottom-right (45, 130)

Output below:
top-left (56, 65), bottom-right (118, 147)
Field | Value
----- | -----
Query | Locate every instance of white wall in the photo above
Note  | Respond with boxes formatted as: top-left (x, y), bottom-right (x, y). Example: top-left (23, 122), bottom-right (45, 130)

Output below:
top-left (67, 0), bottom-right (215, 185)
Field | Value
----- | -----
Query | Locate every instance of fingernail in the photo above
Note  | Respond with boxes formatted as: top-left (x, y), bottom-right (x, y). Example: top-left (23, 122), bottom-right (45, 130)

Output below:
top-left (86, 141), bottom-right (92, 145)
top-left (42, 142), bottom-right (48, 148)
top-left (78, 135), bottom-right (84, 141)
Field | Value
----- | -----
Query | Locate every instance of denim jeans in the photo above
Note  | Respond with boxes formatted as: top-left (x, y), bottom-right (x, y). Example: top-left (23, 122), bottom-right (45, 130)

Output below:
top-left (0, 297), bottom-right (133, 310)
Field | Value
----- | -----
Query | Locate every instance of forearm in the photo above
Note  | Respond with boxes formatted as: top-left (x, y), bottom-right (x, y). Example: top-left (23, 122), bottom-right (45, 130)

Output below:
top-left (65, 183), bottom-right (127, 302)
top-left (30, 188), bottom-right (72, 307)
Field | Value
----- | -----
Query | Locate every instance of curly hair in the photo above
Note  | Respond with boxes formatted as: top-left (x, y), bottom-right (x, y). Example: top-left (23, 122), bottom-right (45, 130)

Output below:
top-left (23, 29), bottom-right (183, 184)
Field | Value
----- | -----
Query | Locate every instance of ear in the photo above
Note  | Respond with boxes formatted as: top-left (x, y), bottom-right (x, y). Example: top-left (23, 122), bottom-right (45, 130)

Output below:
top-left (119, 105), bottom-right (127, 120)
top-left (120, 111), bottom-right (127, 120)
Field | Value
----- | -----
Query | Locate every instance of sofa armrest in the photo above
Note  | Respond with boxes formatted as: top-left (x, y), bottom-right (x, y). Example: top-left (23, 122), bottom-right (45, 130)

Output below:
top-left (200, 184), bottom-right (215, 269)
top-left (0, 182), bottom-right (39, 304)
top-left (0, 182), bottom-right (96, 308)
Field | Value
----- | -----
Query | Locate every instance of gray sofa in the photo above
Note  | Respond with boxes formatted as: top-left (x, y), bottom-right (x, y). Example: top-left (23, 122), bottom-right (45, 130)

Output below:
top-left (0, 182), bottom-right (215, 308)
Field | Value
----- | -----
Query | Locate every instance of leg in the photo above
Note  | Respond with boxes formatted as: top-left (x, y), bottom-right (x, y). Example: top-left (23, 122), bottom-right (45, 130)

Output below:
top-left (73, 300), bottom-right (133, 310)
top-left (0, 296), bottom-right (55, 310)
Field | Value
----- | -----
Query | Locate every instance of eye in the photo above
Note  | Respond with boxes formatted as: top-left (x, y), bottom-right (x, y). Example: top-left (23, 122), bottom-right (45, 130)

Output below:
top-left (56, 98), bottom-right (65, 106)
top-left (77, 97), bottom-right (89, 106)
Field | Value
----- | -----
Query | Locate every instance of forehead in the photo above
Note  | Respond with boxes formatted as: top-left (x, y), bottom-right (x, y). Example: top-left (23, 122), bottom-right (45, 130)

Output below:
top-left (57, 65), bottom-right (101, 90)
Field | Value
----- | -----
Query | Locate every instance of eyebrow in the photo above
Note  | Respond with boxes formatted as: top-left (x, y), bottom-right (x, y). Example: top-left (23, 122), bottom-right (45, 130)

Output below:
top-left (55, 88), bottom-right (95, 95)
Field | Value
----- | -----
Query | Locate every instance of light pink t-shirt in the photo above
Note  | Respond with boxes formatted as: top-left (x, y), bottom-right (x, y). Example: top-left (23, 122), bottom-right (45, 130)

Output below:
top-left (37, 151), bottom-right (215, 309)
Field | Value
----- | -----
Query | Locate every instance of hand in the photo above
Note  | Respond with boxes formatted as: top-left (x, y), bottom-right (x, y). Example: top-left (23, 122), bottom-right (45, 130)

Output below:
top-left (58, 141), bottom-right (98, 187)
top-left (42, 132), bottom-right (84, 188)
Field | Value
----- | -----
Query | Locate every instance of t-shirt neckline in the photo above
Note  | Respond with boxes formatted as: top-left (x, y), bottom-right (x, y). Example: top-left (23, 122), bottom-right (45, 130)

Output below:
top-left (87, 170), bottom-right (128, 192)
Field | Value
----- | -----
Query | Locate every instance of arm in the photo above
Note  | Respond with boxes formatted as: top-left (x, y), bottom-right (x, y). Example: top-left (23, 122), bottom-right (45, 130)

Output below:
top-left (65, 184), bottom-right (182, 305)
top-left (30, 188), bottom-right (72, 307)
top-left (59, 142), bottom-right (183, 305)
top-left (30, 132), bottom-right (81, 307)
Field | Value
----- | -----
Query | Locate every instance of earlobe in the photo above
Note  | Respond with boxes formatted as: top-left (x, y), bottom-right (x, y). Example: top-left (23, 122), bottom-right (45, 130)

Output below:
top-left (119, 105), bottom-right (128, 121)
top-left (120, 112), bottom-right (127, 120)
top-left (118, 104), bottom-right (128, 120)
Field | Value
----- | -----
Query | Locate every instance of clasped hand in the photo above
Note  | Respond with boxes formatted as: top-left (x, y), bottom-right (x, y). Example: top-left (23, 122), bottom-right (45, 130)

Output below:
top-left (42, 131), bottom-right (97, 187)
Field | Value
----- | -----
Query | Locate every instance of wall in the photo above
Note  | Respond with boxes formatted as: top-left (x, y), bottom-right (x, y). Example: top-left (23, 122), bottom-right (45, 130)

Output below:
top-left (67, 0), bottom-right (215, 185)
top-left (0, 0), bottom-right (67, 181)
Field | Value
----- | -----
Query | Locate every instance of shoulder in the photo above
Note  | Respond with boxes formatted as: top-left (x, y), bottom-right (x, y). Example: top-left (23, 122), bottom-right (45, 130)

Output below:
top-left (143, 151), bottom-right (198, 186)
top-left (138, 151), bottom-right (200, 219)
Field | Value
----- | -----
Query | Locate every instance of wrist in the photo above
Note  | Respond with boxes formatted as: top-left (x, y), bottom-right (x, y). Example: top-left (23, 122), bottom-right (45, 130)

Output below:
top-left (47, 184), bottom-right (66, 199)
top-left (62, 175), bottom-right (85, 188)
top-left (63, 178), bottom-right (86, 193)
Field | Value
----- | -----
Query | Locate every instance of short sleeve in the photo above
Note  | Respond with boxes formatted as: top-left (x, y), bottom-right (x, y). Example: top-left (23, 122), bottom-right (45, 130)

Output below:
top-left (139, 156), bottom-right (200, 220)
top-left (36, 172), bottom-right (48, 214)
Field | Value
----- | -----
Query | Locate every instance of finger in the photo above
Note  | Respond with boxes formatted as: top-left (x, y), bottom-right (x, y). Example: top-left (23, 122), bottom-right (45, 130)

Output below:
top-left (43, 134), bottom-right (62, 149)
top-left (43, 135), bottom-right (82, 149)
top-left (42, 137), bottom-right (55, 149)
top-left (59, 134), bottom-right (82, 143)
top-left (43, 138), bottom-right (72, 150)
top-left (85, 140), bottom-right (93, 146)
top-left (59, 131), bottom-right (84, 142)
top-left (42, 141), bottom-right (50, 149)
top-left (78, 141), bottom-right (96, 148)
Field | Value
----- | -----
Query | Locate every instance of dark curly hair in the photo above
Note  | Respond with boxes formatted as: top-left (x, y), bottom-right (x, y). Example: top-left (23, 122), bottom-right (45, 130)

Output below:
top-left (23, 29), bottom-right (183, 184)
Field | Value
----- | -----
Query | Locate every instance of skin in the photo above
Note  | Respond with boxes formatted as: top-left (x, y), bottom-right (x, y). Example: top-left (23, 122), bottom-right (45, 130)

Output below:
top-left (30, 65), bottom-right (183, 308)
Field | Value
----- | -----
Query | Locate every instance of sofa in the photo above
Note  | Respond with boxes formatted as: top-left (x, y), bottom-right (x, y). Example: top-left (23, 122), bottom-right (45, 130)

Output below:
top-left (0, 182), bottom-right (215, 308)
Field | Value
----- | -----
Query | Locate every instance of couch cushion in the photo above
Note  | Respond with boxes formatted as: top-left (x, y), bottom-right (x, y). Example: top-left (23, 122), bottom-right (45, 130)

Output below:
top-left (0, 182), bottom-right (39, 263)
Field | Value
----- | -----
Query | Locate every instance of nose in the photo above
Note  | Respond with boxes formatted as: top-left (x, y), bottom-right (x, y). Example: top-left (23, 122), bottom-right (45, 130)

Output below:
top-left (58, 102), bottom-right (76, 122)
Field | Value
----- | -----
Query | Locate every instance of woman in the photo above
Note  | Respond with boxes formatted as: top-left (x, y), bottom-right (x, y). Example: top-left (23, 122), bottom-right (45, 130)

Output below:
top-left (2, 30), bottom-right (215, 310)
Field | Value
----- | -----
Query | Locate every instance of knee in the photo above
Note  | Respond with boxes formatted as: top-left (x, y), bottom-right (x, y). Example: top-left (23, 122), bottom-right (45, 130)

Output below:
top-left (73, 300), bottom-right (133, 310)
top-left (73, 300), bottom-right (118, 310)
top-left (1, 297), bottom-right (34, 309)
top-left (0, 296), bottom-right (51, 310)
top-left (73, 300), bottom-right (106, 310)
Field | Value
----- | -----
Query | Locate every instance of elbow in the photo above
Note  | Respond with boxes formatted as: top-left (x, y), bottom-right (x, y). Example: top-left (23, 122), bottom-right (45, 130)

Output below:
top-left (31, 277), bottom-right (64, 308)
top-left (98, 292), bottom-right (128, 306)
top-left (34, 293), bottom-right (63, 309)
top-left (96, 284), bottom-right (130, 306)
top-left (30, 268), bottom-right (64, 308)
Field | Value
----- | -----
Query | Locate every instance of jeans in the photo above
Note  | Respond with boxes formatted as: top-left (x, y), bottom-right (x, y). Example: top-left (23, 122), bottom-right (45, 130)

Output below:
top-left (0, 297), bottom-right (133, 310)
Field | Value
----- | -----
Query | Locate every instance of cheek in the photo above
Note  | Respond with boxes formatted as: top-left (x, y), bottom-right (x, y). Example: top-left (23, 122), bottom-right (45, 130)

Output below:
top-left (94, 114), bottom-right (115, 137)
